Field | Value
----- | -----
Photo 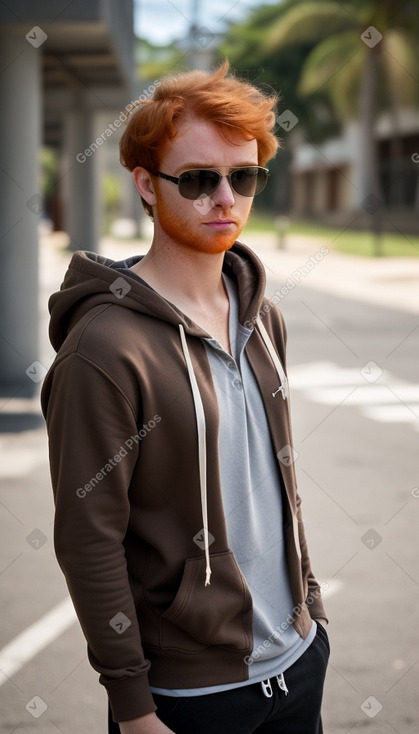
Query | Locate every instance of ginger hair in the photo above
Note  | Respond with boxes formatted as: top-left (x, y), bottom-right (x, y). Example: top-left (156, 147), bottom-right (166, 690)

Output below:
top-left (120, 61), bottom-right (279, 216)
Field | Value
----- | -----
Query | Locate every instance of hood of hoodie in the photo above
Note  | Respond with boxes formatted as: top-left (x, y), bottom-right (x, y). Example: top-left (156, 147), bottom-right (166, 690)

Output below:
top-left (48, 241), bottom-right (266, 352)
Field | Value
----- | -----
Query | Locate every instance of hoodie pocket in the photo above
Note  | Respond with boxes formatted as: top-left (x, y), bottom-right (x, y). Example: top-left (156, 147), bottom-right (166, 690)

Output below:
top-left (160, 550), bottom-right (252, 653)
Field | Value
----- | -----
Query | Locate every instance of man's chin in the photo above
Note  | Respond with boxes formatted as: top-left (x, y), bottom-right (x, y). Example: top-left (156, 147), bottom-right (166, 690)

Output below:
top-left (168, 231), bottom-right (238, 256)
top-left (193, 229), bottom-right (242, 254)
top-left (157, 212), bottom-right (243, 255)
top-left (198, 238), bottom-right (237, 255)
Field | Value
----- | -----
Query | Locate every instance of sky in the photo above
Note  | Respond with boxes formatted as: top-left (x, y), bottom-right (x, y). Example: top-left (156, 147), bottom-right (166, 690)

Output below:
top-left (134, 0), bottom-right (282, 45)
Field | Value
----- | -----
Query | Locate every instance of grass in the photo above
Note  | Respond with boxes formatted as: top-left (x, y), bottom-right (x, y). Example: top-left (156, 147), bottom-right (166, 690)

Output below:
top-left (244, 213), bottom-right (419, 257)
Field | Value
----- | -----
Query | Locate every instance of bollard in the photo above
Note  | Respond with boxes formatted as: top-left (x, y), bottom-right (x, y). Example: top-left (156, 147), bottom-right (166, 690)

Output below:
top-left (274, 216), bottom-right (290, 249)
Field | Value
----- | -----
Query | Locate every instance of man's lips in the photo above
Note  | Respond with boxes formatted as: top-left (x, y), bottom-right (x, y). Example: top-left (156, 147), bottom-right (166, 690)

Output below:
top-left (204, 219), bottom-right (237, 229)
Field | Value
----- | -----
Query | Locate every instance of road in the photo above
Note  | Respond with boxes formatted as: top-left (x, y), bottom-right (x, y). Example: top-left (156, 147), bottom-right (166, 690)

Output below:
top-left (0, 236), bottom-right (418, 733)
top-left (273, 274), bottom-right (419, 734)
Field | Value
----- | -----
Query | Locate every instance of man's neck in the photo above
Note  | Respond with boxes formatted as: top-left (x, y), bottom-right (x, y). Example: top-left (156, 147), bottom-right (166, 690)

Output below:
top-left (131, 236), bottom-right (227, 310)
top-left (131, 229), bottom-right (233, 352)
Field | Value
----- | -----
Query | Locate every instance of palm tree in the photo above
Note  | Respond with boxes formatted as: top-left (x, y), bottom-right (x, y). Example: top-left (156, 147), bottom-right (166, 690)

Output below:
top-left (267, 0), bottom-right (419, 253)
top-left (219, 0), bottom-right (342, 214)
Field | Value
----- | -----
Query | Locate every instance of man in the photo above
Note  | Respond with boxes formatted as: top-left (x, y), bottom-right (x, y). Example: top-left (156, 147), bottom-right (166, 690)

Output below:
top-left (42, 61), bottom-right (329, 734)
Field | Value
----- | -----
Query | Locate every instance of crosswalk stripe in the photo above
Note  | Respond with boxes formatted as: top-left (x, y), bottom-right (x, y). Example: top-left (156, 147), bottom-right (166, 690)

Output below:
top-left (304, 385), bottom-right (419, 406)
top-left (0, 597), bottom-right (77, 687)
top-left (289, 362), bottom-right (372, 387)
top-left (363, 405), bottom-right (419, 423)
top-left (320, 579), bottom-right (343, 599)
top-left (289, 362), bottom-right (419, 429)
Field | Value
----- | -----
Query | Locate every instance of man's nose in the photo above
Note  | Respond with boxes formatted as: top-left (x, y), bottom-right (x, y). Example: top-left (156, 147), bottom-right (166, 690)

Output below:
top-left (212, 175), bottom-right (235, 208)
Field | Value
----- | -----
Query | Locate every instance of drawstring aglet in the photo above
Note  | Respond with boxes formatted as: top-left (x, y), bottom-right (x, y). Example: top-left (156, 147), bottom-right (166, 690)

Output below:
top-left (276, 673), bottom-right (289, 695)
top-left (272, 384), bottom-right (287, 399)
top-left (261, 679), bottom-right (273, 698)
top-left (205, 567), bottom-right (212, 586)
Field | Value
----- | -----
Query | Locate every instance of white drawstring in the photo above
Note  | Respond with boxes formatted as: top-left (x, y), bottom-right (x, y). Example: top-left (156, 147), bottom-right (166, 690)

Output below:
top-left (256, 318), bottom-right (288, 400)
top-left (261, 674), bottom-right (289, 697)
top-left (179, 324), bottom-right (211, 586)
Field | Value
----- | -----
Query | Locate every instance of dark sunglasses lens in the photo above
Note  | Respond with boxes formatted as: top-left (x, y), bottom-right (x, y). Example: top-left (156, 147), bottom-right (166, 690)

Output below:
top-left (231, 167), bottom-right (268, 196)
top-left (178, 170), bottom-right (221, 200)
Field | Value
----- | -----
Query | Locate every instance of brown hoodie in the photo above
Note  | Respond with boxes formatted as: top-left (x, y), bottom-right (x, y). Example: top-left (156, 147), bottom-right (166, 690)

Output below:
top-left (41, 242), bottom-right (326, 723)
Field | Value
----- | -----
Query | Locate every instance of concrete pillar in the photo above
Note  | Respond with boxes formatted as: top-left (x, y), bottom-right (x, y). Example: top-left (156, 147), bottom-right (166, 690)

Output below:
top-left (0, 29), bottom-right (41, 397)
top-left (63, 104), bottom-right (100, 251)
top-left (347, 121), bottom-right (365, 210)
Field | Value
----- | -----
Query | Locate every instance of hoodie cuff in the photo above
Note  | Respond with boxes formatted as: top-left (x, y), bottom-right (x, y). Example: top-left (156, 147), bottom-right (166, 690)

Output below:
top-left (105, 674), bottom-right (157, 723)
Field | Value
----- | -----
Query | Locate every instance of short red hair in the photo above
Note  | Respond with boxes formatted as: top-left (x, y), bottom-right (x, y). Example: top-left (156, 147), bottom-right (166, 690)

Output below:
top-left (120, 61), bottom-right (279, 215)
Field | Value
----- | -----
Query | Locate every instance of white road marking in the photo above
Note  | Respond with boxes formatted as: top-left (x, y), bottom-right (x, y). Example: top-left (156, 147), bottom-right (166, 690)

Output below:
top-left (0, 597), bottom-right (77, 687)
top-left (363, 405), bottom-right (419, 423)
top-left (304, 385), bottom-right (419, 406)
top-left (0, 428), bottom-right (47, 479)
top-left (289, 362), bottom-right (419, 429)
top-left (289, 362), bottom-right (378, 388)
top-left (320, 578), bottom-right (343, 599)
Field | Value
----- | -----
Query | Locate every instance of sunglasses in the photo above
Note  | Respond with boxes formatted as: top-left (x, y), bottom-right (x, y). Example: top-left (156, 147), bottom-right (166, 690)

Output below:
top-left (152, 166), bottom-right (269, 200)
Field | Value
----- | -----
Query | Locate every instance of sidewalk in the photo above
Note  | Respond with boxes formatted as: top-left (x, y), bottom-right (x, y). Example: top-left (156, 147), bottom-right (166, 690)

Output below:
top-left (243, 231), bottom-right (419, 315)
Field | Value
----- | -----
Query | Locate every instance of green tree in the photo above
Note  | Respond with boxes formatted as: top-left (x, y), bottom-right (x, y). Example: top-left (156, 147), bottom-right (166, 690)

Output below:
top-left (135, 37), bottom-right (191, 81)
top-left (219, 1), bottom-right (342, 214)
top-left (220, 0), bottom-right (342, 142)
top-left (267, 0), bottom-right (419, 252)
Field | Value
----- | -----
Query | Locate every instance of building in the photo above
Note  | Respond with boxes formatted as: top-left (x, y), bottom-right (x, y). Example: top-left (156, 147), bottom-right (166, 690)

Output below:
top-left (0, 0), bottom-right (135, 397)
top-left (290, 108), bottom-right (419, 231)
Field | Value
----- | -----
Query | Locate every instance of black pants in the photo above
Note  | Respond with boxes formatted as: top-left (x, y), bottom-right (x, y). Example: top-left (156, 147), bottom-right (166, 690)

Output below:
top-left (109, 622), bottom-right (329, 734)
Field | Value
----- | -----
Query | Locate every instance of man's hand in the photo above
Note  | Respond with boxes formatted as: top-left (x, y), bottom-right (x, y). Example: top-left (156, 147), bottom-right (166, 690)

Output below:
top-left (119, 712), bottom-right (175, 734)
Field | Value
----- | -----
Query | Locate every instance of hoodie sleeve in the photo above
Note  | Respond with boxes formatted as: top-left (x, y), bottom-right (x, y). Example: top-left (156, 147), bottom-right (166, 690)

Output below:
top-left (43, 351), bottom-right (156, 722)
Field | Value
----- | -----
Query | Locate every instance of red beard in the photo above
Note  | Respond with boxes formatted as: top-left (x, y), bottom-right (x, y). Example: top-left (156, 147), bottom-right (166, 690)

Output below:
top-left (154, 189), bottom-right (246, 255)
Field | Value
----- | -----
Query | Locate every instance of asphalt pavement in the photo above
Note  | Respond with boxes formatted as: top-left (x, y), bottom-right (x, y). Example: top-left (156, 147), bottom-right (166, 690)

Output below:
top-left (1, 229), bottom-right (418, 733)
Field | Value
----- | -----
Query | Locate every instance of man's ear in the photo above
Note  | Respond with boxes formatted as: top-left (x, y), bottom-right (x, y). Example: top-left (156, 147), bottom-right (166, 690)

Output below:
top-left (132, 167), bottom-right (157, 207)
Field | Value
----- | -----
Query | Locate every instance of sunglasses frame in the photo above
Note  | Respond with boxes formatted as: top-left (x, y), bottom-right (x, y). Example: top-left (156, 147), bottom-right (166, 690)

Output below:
top-left (152, 166), bottom-right (269, 200)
